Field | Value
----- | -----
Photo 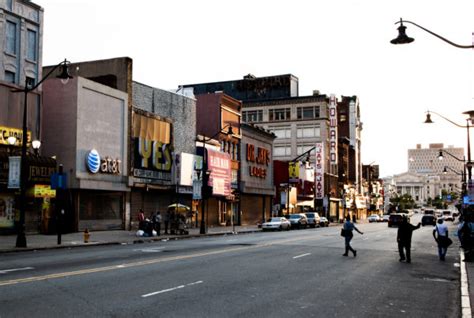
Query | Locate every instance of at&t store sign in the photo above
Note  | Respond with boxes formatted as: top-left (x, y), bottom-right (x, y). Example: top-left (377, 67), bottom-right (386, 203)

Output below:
top-left (86, 149), bottom-right (122, 174)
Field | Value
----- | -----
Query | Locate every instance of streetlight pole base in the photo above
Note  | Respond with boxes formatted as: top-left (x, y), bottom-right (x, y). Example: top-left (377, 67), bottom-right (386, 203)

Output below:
top-left (199, 222), bottom-right (206, 234)
top-left (16, 231), bottom-right (27, 248)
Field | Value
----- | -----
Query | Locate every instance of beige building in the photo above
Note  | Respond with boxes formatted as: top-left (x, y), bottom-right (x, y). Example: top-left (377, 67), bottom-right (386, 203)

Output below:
top-left (408, 143), bottom-right (464, 195)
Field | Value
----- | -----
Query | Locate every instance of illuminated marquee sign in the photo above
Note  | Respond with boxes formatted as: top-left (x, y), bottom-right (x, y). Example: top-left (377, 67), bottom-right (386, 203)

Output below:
top-left (315, 142), bottom-right (325, 199)
top-left (329, 94), bottom-right (338, 164)
top-left (0, 126), bottom-right (31, 146)
top-left (246, 143), bottom-right (270, 179)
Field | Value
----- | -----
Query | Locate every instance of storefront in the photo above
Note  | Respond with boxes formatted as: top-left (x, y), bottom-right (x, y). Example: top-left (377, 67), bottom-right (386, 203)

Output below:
top-left (129, 110), bottom-right (176, 228)
top-left (0, 152), bottom-right (57, 234)
top-left (240, 124), bottom-right (275, 225)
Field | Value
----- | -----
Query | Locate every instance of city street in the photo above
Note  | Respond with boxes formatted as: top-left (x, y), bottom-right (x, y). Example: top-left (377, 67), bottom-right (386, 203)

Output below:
top-left (0, 215), bottom-right (461, 317)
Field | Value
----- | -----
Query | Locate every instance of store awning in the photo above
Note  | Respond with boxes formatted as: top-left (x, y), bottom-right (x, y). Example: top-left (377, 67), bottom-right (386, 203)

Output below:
top-left (296, 200), bottom-right (314, 207)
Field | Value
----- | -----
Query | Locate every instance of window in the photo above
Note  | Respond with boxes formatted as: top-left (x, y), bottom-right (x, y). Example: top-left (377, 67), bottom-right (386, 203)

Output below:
top-left (297, 106), bottom-right (320, 119)
top-left (6, 21), bottom-right (17, 55)
top-left (242, 110), bottom-right (263, 122)
top-left (269, 126), bottom-right (291, 139)
top-left (5, 71), bottom-right (15, 84)
top-left (297, 125), bottom-right (320, 138)
top-left (6, 0), bottom-right (12, 10)
top-left (274, 145), bottom-right (291, 157)
top-left (27, 29), bottom-right (37, 61)
top-left (269, 108), bottom-right (290, 121)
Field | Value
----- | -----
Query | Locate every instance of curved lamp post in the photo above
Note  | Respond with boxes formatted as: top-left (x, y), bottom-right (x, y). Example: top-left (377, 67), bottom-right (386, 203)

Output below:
top-left (443, 165), bottom-right (466, 195)
top-left (391, 18), bottom-right (474, 49)
top-left (197, 124), bottom-right (234, 234)
top-left (12, 59), bottom-right (72, 248)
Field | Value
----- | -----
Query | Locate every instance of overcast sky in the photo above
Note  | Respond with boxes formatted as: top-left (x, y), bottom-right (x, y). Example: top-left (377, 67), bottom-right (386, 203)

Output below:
top-left (37, 0), bottom-right (474, 178)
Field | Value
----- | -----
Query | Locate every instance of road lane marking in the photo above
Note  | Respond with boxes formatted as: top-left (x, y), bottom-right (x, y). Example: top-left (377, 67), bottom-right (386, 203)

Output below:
top-left (133, 247), bottom-right (165, 253)
top-left (0, 267), bottom-right (34, 274)
top-left (0, 236), bottom-right (317, 287)
top-left (293, 253), bottom-right (311, 259)
top-left (141, 281), bottom-right (203, 298)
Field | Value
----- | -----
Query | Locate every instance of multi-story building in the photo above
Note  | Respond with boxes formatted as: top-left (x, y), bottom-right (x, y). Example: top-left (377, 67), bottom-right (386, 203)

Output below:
top-left (1, 0), bottom-right (42, 88)
top-left (0, 1), bottom-right (58, 234)
top-left (195, 92), bottom-right (240, 227)
top-left (408, 143), bottom-right (464, 196)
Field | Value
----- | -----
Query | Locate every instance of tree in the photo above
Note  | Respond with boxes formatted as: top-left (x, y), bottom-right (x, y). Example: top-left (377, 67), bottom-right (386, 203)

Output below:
top-left (389, 193), bottom-right (415, 210)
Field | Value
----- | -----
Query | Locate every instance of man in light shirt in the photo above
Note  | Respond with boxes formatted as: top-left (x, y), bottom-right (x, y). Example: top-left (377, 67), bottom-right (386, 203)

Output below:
top-left (433, 218), bottom-right (449, 261)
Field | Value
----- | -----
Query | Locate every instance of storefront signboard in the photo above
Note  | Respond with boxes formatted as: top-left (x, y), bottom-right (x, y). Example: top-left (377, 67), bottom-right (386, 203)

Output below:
top-left (207, 149), bottom-right (231, 196)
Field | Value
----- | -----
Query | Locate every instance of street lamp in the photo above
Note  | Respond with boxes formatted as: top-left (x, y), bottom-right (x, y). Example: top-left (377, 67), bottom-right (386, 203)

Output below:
top-left (425, 110), bottom-right (473, 182)
top-left (12, 59), bottom-right (72, 248)
top-left (197, 124), bottom-right (234, 234)
top-left (443, 165), bottom-right (467, 199)
top-left (391, 18), bottom-right (474, 49)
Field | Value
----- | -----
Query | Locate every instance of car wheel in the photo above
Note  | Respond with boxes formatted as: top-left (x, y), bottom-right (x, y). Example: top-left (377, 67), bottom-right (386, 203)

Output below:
top-left (279, 225), bottom-right (283, 231)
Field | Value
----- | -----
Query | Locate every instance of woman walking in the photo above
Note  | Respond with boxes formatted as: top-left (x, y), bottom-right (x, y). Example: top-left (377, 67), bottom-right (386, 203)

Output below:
top-left (342, 215), bottom-right (363, 257)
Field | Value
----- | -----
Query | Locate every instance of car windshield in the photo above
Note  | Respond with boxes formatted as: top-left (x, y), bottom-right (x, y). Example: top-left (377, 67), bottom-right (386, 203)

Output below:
top-left (270, 218), bottom-right (281, 222)
top-left (306, 213), bottom-right (314, 217)
top-left (289, 215), bottom-right (301, 219)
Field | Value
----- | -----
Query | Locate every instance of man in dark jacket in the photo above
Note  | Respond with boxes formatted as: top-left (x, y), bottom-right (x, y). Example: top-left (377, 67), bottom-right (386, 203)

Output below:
top-left (397, 216), bottom-right (421, 263)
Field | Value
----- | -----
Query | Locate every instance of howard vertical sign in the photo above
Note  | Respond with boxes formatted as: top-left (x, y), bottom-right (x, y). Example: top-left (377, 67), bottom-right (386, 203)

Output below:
top-left (329, 94), bottom-right (338, 164)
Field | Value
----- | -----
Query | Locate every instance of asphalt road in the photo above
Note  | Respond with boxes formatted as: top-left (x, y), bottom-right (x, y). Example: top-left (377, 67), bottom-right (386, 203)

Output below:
top-left (0, 215), bottom-right (461, 318)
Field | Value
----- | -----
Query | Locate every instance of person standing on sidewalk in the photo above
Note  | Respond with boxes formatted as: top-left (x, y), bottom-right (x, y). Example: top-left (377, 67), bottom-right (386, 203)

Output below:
top-left (397, 215), bottom-right (421, 263)
top-left (433, 218), bottom-right (450, 261)
top-left (164, 210), bottom-right (170, 234)
top-left (342, 215), bottom-right (363, 257)
top-left (153, 211), bottom-right (162, 236)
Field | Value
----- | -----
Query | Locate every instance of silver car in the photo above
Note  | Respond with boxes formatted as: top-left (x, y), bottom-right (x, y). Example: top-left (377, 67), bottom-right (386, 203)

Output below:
top-left (262, 217), bottom-right (291, 231)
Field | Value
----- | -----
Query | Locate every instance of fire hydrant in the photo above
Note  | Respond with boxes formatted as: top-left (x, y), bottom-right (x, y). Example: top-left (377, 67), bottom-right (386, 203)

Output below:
top-left (83, 228), bottom-right (90, 243)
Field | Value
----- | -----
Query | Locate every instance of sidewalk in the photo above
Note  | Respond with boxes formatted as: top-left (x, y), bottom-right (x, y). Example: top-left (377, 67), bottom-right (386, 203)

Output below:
top-left (0, 225), bottom-right (261, 253)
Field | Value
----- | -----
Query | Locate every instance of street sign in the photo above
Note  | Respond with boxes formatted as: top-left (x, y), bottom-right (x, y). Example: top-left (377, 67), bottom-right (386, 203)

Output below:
top-left (51, 173), bottom-right (67, 190)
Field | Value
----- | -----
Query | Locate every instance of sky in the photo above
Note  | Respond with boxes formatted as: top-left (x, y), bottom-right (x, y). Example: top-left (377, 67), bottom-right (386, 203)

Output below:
top-left (37, 0), bottom-right (474, 178)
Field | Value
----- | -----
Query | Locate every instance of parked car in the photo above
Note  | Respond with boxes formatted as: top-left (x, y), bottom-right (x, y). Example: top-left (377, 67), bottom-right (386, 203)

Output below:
top-left (388, 213), bottom-right (408, 227)
top-left (305, 212), bottom-right (321, 228)
top-left (441, 210), bottom-right (454, 222)
top-left (288, 213), bottom-right (308, 229)
top-left (368, 214), bottom-right (381, 223)
top-left (421, 215), bottom-right (436, 226)
top-left (382, 215), bottom-right (390, 222)
top-left (261, 217), bottom-right (291, 231)
top-left (319, 217), bottom-right (329, 227)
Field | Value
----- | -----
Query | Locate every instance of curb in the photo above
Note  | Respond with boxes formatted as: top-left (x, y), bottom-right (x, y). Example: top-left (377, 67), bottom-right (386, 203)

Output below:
top-left (0, 230), bottom-right (261, 254)
top-left (460, 249), bottom-right (472, 318)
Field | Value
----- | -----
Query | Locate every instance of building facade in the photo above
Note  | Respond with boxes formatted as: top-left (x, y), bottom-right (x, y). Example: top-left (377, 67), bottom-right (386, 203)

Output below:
top-left (0, 1), bottom-right (61, 234)
top-left (240, 123), bottom-right (275, 225)
top-left (131, 82), bottom-right (197, 228)
top-left (42, 77), bottom-right (129, 231)
top-left (408, 143), bottom-right (464, 197)
top-left (195, 93), bottom-right (241, 227)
